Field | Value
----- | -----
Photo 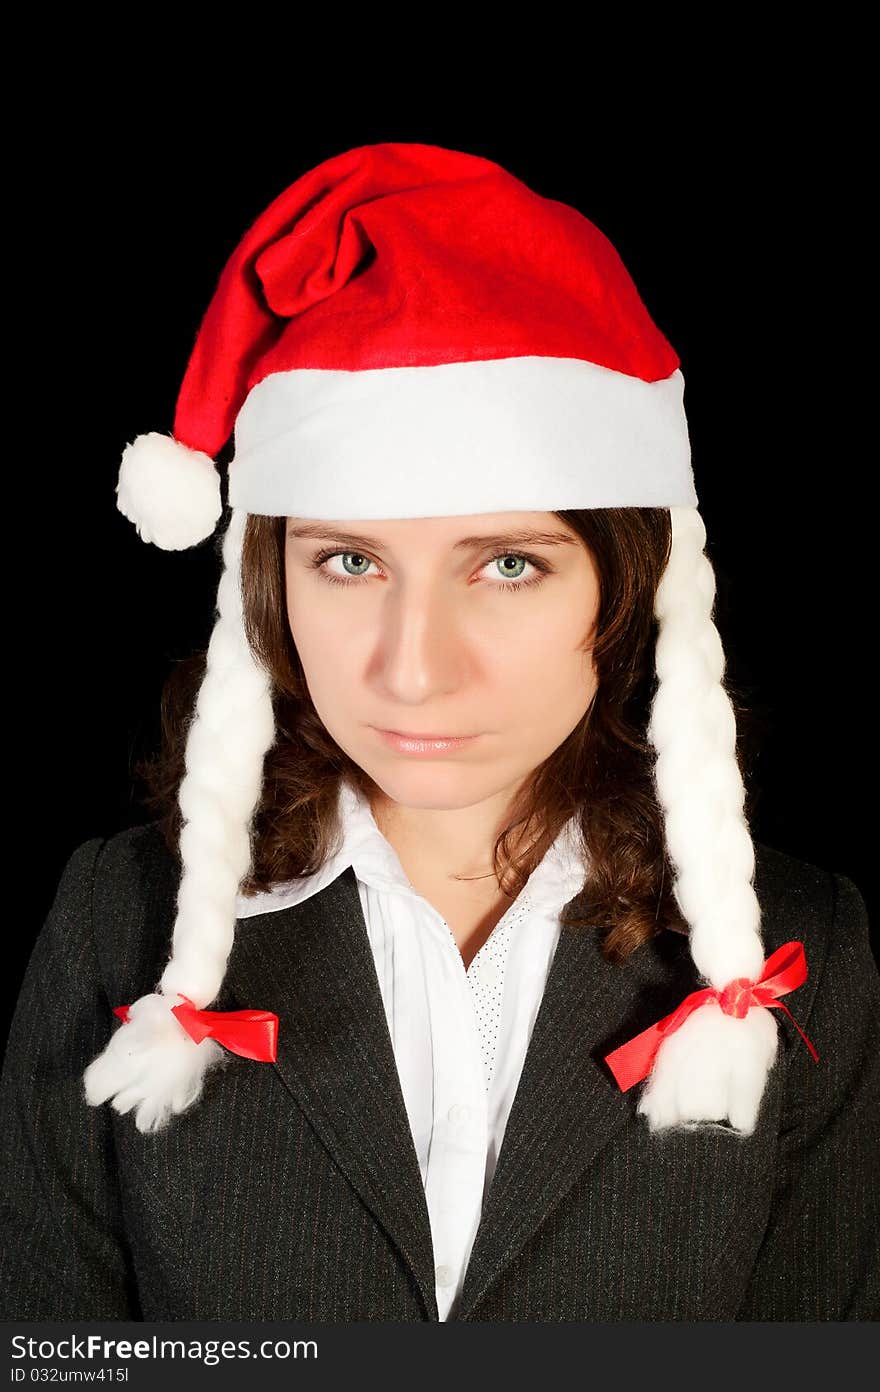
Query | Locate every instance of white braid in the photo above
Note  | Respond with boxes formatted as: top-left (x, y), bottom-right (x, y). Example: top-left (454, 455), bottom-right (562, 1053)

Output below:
top-left (637, 505), bottom-right (779, 1136)
top-left (83, 508), bottom-right (277, 1133)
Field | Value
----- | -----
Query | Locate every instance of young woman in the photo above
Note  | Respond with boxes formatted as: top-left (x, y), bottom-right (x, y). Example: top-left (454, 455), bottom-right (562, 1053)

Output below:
top-left (2, 142), bottom-right (878, 1322)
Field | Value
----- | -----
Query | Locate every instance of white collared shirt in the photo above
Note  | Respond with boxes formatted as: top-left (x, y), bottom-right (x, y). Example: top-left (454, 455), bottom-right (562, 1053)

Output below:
top-left (236, 776), bottom-right (588, 1320)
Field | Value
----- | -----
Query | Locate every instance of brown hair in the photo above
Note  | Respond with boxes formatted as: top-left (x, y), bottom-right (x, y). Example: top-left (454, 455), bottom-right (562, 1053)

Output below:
top-left (134, 507), bottom-right (765, 963)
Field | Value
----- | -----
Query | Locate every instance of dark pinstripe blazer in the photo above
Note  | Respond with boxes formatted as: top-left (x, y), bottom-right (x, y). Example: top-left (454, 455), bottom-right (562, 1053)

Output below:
top-left (2, 821), bottom-right (878, 1321)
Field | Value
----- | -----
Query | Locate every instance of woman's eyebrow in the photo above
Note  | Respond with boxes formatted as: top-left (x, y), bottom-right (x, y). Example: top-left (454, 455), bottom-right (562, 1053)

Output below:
top-left (286, 523), bottom-right (579, 550)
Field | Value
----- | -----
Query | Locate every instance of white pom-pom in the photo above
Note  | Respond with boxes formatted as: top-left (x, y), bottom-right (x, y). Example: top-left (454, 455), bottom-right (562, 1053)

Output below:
top-left (83, 992), bottom-right (227, 1134)
top-left (116, 431), bottom-right (222, 550)
top-left (637, 1000), bottom-right (780, 1136)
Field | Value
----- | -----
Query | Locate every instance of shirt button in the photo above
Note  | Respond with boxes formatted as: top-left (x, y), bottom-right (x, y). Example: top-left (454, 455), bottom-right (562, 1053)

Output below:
top-left (472, 958), bottom-right (501, 987)
top-left (435, 1264), bottom-right (455, 1287)
top-left (448, 1103), bottom-right (471, 1124)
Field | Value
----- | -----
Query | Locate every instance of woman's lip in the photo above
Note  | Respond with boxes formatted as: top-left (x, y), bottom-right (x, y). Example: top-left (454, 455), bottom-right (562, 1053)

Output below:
top-left (373, 727), bottom-right (480, 753)
top-left (378, 728), bottom-right (476, 740)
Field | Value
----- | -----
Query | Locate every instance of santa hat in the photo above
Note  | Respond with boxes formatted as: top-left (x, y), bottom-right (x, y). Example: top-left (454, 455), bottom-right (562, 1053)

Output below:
top-left (83, 141), bottom-right (815, 1136)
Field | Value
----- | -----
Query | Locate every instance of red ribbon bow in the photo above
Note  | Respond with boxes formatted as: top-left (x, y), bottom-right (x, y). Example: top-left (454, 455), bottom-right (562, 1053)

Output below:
top-left (603, 939), bottom-right (819, 1092)
top-left (113, 996), bottom-right (278, 1063)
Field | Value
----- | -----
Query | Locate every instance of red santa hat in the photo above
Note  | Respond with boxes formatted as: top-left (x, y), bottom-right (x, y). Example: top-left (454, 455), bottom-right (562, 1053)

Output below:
top-left (83, 141), bottom-right (813, 1135)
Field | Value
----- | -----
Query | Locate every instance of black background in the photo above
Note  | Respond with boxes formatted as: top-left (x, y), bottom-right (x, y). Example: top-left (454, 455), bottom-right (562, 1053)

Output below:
top-left (8, 53), bottom-right (875, 1052)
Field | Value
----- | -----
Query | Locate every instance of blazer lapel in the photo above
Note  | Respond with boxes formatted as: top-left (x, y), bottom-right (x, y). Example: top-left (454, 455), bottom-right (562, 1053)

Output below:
top-left (222, 862), bottom-right (696, 1324)
top-left (455, 908), bottom-right (697, 1321)
top-left (221, 864), bottom-right (440, 1320)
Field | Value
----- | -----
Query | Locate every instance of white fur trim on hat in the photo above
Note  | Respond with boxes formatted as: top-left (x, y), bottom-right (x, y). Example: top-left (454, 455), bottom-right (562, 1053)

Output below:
top-left (228, 358), bottom-right (697, 519)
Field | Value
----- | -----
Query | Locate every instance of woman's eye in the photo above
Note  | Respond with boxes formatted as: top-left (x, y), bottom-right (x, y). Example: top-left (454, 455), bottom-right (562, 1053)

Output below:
top-left (311, 549), bottom-right (550, 592)
top-left (334, 551), bottom-right (373, 579)
top-left (492, 554), bottom-right (530, 582)
top-left (307, 550), bottom-right (373, 584)
top-left (482, 554), bottom-right (550, 590)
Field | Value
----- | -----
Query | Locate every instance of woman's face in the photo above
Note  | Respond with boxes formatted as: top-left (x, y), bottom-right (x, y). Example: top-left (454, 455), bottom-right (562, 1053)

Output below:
top-left (284, 512), bottom-right (600, 811)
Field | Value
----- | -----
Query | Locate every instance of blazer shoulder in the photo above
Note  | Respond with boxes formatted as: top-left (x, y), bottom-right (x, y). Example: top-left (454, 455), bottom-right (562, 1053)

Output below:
top-left (90, 818), bottom-right (180, 892)
top-left (752, 838), bottom-right (874, 1024)
top-left (752, 837), bottom-right (838, 906)
top-left (86, 820), bottom-right (182, 1005)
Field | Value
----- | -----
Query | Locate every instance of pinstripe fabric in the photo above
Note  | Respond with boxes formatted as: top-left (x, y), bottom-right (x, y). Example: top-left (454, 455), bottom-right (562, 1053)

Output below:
top-left (1, 821), bottom-right (878, 1321)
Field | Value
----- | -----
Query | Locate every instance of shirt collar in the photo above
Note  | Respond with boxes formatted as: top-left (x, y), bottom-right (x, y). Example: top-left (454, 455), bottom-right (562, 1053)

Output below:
top-left (236, 775), bottom-right (589, 919)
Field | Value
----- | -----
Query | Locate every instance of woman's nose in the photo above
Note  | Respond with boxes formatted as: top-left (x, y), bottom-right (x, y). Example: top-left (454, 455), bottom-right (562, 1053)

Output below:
top-left (373, 582), bottom-right (467, 694)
